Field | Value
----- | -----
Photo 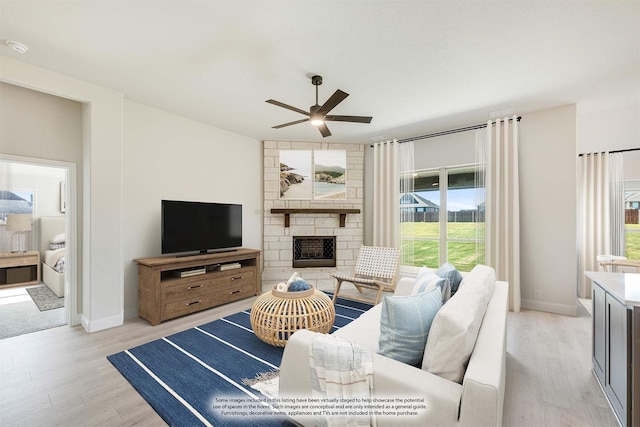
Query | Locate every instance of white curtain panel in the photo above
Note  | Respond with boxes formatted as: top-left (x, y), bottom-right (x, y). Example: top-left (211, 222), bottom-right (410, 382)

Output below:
top-left (372, 140), bottom-right (399, 248)
top-left (578, 152), bottom-right (625, 297)
top-left (399, 141), bottom-right (415, 273)
top-left (609, 153), bottom-right (625, 257)
top-left (479, 117), bottom-right (521, 312)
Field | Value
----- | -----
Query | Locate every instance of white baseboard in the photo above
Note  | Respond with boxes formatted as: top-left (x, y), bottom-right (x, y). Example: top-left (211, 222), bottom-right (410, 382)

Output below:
top-left (80, 312), bottom-right (124, 333)
top-left (521, 298), bottom-right (578, 316)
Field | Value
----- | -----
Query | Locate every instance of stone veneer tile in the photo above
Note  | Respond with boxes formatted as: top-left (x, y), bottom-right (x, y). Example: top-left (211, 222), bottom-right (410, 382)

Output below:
top-left (263, 140), bottom-right (365, 284)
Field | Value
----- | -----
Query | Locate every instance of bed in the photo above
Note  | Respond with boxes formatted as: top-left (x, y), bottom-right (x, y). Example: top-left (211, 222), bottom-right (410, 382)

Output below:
top-left (40, 216), bottom-right (66, 297)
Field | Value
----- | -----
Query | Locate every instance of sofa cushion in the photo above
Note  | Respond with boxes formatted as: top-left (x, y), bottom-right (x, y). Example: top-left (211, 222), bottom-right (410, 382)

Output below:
top-left (333, 304), bottom-right (383, 353)
top-left (378, 287), bottom-right (442, 366)
top-left (435, 262), bottom-right (463, 294)
top-left (421, 265), bottom-right (496, 383)
top-left (412, 267), bottom-right (451, 302)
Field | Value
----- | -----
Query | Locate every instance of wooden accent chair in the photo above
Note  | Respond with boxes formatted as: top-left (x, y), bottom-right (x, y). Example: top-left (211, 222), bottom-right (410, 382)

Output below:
top-left (331, 245), bottom-right (400, 305)
top-left (599, 258), bottom-right (640, 273)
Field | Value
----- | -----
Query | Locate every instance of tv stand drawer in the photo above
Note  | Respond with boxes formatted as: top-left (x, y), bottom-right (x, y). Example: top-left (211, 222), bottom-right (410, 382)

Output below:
top-left (163, 269), bottom-right (256, 300)
top-left (163, 281), bottom-right (255, 320)
top-left (136, 249), bottom-right (261, 326)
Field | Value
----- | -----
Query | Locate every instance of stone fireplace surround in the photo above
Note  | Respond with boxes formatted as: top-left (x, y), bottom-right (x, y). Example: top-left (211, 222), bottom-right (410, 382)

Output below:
top-left (263, 141), bottom-right (365, 290)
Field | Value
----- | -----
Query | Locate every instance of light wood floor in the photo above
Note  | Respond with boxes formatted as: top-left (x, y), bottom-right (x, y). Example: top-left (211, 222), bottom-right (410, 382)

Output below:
top-left (0, 293), bottom-right (618, 426)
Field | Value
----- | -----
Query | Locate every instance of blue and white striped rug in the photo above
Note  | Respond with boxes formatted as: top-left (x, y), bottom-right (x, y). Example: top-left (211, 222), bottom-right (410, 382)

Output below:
top-left (108, 293), bottom-right (372, 426)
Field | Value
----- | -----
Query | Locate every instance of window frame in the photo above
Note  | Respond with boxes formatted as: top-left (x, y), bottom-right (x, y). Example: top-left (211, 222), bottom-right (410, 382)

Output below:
top-left (402, 163), bottom-right (484, 270)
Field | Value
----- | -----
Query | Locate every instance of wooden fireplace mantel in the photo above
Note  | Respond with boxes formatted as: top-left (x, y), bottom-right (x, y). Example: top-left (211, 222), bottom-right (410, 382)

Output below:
top-left (270, 208), bottom-right (361, 228)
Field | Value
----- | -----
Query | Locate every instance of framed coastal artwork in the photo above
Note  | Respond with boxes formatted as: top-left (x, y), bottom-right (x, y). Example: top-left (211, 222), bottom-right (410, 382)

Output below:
top-left (314, 150), bottom-right (346, 200)
top-left (279, 150), bottom-right (312, 200)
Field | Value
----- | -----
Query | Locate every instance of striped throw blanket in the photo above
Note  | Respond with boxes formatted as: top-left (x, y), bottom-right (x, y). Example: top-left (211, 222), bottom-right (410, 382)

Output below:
top-left (310, 334), bottom-right (375, 427)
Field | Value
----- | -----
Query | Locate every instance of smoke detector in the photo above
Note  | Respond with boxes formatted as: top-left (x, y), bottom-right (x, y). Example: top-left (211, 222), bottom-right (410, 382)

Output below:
top-left (5, 40), bottom-right (29, 54)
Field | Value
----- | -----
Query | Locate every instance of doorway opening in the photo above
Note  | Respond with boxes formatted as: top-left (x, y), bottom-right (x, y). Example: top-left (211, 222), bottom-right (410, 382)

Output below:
top-left (0, 156), bottom-right (77, 339)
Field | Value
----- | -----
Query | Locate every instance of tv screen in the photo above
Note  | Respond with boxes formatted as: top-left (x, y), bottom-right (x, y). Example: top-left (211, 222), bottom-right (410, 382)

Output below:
top-left (161, 200), bottom-right (242, 255)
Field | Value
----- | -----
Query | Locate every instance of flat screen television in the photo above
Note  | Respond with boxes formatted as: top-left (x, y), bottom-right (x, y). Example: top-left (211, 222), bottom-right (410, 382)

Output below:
top-left (161, 200), bottom-right (242, 255)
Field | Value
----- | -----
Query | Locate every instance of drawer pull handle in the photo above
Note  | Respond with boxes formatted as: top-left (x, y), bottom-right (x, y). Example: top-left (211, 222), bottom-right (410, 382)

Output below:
top-left (187, 285), bottom-right (203, 290)
top-left (231, 276), bottom-right (243, 281)
top-left (230, 290), bottom-right (241, 295)
top-left (186, 300), bottom-right (201, 306)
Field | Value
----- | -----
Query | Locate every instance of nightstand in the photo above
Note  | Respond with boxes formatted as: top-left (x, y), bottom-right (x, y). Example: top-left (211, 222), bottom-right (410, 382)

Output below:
top-left (0, 251), bottom-right (41, 288)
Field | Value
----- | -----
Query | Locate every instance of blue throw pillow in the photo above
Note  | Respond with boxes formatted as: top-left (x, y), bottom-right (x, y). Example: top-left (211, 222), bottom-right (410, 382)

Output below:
top-left (435, 262), bottom-right (463, 294)
top-left (378, 287), bottom-right (442, 366)
top-left (287, 279), bottom-right (311, 292)
top-left (412, 268), bottom-right (451, 302)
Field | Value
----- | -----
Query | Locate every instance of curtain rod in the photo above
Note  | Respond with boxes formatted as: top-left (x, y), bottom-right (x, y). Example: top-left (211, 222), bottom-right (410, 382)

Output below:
top-left (578, 147), bottom-right (640, 157)
top-left (370, 116), bottom-right (522, 147)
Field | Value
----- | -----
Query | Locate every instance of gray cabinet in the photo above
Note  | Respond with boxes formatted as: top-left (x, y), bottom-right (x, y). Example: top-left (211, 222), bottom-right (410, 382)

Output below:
top-left (592, 284), bottom-right (606, 384)
top-left (592, 280), bottom-right (632, 426)
top-left (605, 292), bottom-right (631, 426)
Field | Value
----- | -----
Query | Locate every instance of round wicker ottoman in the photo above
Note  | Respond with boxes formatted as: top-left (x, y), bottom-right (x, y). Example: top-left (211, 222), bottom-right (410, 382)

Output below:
top-left (250, 285), bottom-right (335, 347)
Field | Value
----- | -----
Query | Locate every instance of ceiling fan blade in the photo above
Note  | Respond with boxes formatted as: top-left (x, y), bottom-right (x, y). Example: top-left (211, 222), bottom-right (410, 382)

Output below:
top-left (318, 123), bottom-right (332, 138)
top-left (266, 99), bottom-right (310, 116)
top-left (317, 89), bottom-right (349, 115)
top-left (272, 118), bottom-right (310, 129)
top-left (325, 115), bottom-right (373, 124)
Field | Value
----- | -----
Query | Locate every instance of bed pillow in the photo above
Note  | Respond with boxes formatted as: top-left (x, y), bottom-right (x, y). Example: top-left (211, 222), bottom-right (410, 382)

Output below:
top-left (49, 242), bottom-right (65, 250)
top-left (378, 287), bottom-right (442, 366)
top-left (50, 233), bottom-right (66, 244)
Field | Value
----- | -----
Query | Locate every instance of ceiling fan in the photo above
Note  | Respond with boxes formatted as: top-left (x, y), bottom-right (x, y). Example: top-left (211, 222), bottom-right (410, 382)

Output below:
top-left (266, 75), bottom-right (373, 138)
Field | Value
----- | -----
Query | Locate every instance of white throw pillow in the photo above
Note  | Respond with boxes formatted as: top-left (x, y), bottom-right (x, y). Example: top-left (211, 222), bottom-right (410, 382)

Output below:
top-left (421, 265), bottom-right (496, 383)
top-left (412, 268), bottom-right (451, 302)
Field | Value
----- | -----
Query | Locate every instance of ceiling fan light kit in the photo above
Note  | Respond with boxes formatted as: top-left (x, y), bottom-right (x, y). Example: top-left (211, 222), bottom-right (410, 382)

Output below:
top-left (266, 75), bottom-right (372, 137)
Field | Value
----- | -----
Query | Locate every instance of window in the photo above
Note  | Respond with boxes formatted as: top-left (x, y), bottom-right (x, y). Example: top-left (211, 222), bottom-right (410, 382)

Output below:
top-left (0, 190), bottom-right (34, 223)
top-left (625, 182), bottom-right (640, 259)
top-left (401, 165), bottom-right (484, 271)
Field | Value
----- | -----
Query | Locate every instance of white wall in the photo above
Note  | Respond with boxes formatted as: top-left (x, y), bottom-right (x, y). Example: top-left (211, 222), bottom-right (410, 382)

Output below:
top-left (519, 104), bottom-right (577, 315)
top-left (122, 100), bottom-right (263, 319)
top-left (577, 79), bottom-right (639, 154)
top-left (577, 82), bottom-right (640, 180)
top-left (412, 131), bottom-right (477, 170)
top-left (1, 56), bottom-right (124, 332)
top-left (364, 105), bottom-right (579, 315)
top-left (2, 57), bottom-right (265, 328)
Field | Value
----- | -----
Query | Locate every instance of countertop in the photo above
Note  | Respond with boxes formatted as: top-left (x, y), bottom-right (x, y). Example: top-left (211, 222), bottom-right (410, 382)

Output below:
top-left (585, 271), bottom-right (640, 308)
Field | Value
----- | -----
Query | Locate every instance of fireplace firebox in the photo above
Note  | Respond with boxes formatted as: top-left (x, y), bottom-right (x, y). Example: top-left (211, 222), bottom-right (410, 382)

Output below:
top-left (293, 236), bottom-right (336, 268)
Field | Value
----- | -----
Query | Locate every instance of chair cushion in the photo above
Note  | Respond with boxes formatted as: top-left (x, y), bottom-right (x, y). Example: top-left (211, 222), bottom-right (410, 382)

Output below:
top-left (435, 262), bottom-right (463, 294)
top-left (378, 287), bottom-right (442, 367)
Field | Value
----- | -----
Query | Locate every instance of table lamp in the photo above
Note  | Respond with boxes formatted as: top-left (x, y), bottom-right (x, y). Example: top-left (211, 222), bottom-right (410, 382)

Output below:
top-left (6, 214), bottom-right (32, 253)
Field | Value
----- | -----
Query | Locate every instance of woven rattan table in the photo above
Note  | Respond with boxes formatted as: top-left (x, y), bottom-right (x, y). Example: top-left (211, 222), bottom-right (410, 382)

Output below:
top-left (250, 285), bottom-right (335, 347)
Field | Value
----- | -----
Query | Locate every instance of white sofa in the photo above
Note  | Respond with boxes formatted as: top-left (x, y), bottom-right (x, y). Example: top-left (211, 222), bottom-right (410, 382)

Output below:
top-left (279, 265), bottom-right (509, 427)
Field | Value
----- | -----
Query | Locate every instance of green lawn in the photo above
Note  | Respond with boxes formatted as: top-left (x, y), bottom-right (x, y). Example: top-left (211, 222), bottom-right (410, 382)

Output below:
top-left (401, 222), bottom-right (484, 271)
top-left (402, 222), bottom-right (640, 270)
top-left (626, 224), bottom-right (640, 260)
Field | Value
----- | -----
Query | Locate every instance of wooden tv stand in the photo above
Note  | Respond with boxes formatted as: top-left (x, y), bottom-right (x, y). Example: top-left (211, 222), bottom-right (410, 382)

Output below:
top-left (135, 248), bottom-right (261, 325)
